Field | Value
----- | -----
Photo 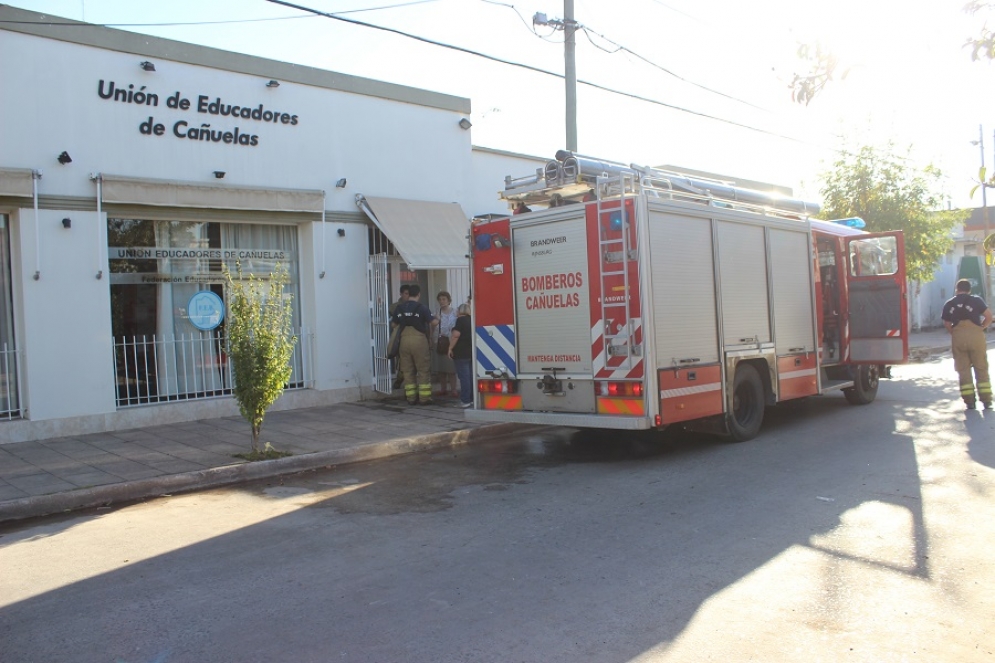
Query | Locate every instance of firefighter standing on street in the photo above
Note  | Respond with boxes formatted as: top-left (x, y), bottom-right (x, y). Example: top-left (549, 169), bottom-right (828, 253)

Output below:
top-left (942, 278), bottom-right (993, 409)
top-left (391, 284), bottom-right (438, 405)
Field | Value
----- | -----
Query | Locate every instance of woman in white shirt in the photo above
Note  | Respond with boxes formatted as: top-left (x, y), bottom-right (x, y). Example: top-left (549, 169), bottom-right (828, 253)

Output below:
top-left (434, 291), bottom-right (458, 397)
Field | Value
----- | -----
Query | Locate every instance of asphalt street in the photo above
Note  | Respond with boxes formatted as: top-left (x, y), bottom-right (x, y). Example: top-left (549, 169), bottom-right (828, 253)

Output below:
top-left (0, 355), bottom-right (993, 662)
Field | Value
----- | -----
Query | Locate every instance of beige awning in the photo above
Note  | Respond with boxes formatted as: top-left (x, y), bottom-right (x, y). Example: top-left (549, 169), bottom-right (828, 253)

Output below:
top-left (0, 168), bottom-right (35, 197)
top-left (98, 174), bottom-right (324, 212)
top-left (357, 195), bottom-right (469, 269)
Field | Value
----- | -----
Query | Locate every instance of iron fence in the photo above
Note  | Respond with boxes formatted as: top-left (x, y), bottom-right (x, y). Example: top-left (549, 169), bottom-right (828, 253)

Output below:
top-left (113, 327), bottom-right (313, 408)
top-left (0, 342), bottom-right (21, 420)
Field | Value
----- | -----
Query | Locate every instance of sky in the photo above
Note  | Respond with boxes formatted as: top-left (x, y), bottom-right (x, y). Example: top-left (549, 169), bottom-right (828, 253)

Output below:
top-left (5, 0), bottom-right (995, 208)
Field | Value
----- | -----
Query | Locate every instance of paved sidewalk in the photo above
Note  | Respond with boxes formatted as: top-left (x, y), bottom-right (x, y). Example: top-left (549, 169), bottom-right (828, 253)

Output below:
top-left (0, 397), bottom-right (530, 525)
top-left (0, 329), bottom-right (984, 525)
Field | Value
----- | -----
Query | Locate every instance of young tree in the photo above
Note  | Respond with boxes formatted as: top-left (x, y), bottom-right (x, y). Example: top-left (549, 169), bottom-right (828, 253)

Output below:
top-left (223, 262), bottom-right (297, 454)
top-left (818, 144), bottom-right (968, 284)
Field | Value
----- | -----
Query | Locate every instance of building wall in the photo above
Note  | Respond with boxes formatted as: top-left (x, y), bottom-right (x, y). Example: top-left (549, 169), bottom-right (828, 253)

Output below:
top-left (0, 28), bottom-right (471, 208)
top-left (466, 147), bottom-right (547, 218)
top-left (10, 208), bottom-right (117, 421)
top-left (0, 7), bottom-right (477, 442)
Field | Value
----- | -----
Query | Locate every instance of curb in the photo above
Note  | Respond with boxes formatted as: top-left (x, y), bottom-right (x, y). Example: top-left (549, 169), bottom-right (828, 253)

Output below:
top-left (0, 422), bottom-right (538, 526)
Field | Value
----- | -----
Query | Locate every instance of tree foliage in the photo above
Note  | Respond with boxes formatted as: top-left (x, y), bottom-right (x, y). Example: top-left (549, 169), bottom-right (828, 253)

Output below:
top-left (788, 43), bottom-right (849, 106)
top-left (964, 1), bottom-right (995, 60)
top-left (790, 3), bottom-right (993, 104)
top-left (818, 144), bottom-right (968, 284)
top-left (224, 262), bottom-right (297, 453)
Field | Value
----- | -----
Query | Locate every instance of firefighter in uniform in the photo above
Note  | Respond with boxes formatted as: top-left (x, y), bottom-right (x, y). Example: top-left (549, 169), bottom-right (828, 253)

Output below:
top-left (388, 285), bottom-right (411, 390)
top-left (941, 279), bottom-right (993, 409)
top-left (391, 284), bottom-right (438, 405)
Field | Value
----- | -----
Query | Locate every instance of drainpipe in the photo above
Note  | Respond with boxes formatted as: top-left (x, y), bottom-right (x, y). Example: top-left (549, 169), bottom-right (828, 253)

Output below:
top-left (31, 170), bottom-right (41, 280)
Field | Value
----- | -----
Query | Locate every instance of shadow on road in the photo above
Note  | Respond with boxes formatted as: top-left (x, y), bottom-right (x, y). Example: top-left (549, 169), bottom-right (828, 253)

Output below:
top-left (966, 409), bottom-right (995, 469)
top-left (0, 385), bottom-right (948, 662)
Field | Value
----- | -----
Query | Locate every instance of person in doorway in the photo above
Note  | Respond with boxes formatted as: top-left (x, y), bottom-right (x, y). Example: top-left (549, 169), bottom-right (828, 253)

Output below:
top-left (434, 291), bottom-right (458, 397)
top-left (392, 284), bottom-right (438, 405)
top-left (389, 284), bottom-right (410, 316)
top-left (389, 285), bottom-right (411, 390)
top-left (448, 303), bottom-right (474, 408)
top-left (942, 278), bottom-right (993, 410)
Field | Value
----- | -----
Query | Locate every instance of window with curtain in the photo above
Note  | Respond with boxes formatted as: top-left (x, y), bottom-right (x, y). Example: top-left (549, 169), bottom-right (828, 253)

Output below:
top-left (109, 218), bottom-right (299, 405)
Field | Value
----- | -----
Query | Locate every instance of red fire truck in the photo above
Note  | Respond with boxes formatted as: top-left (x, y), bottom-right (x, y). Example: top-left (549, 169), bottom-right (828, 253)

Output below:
top-left (466, 152), bottom-right (907, 441)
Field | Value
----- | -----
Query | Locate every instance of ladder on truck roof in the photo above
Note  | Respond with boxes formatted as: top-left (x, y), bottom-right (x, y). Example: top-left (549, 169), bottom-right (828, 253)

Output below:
top-left (501, 152), bottom-right (820, 220)
top-left (597, 173), bottom-right (638, 370)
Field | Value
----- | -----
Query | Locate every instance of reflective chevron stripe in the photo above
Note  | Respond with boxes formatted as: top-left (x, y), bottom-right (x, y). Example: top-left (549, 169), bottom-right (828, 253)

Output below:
top-left (475, 325), bottom-right (516, 378)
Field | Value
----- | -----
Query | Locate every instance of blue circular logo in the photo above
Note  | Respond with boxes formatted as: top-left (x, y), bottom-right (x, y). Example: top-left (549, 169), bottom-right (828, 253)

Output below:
top-left (187, 291), bottom-right (225, 331)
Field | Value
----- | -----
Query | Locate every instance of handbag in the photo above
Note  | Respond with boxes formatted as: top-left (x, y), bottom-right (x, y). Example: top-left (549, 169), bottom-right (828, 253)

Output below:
top-left (436, 335), bottom-right (450, 355)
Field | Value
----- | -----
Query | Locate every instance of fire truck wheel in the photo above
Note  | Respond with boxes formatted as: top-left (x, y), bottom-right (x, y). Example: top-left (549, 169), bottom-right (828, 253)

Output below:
top-left (844, 365), bottom-right (879, 405)
top-left (727, 363), bottom-right (765, 442)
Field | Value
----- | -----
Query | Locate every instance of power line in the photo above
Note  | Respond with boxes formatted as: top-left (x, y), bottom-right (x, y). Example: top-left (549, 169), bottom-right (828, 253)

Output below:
top-left (478, 0), bottom-right (559, 40)
top-left (267, 1), bottom-right (958, 184)
top-left (264, 0), bottom-right (810, 144)
top-left (0, 0), bottom-right (442, 28)
top-left (577, 25), bottom-right (769, 111)
top-left (1, 4), bottom-right (960, 188)
top-left (3, 0), bottom-right (790, 140)
top-left (641, 0), bottom-right (701, 22)
top-left (483, 0), bottom-right (766, 111)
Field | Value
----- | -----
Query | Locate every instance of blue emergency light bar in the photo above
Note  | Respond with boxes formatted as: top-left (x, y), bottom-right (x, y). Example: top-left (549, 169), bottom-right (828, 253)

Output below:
top-left (831, 217), bottom-right (866, 229)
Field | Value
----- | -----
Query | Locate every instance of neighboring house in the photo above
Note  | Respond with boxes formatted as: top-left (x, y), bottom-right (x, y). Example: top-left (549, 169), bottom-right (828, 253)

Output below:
top-left (910, 207), bottom-right (992, 330)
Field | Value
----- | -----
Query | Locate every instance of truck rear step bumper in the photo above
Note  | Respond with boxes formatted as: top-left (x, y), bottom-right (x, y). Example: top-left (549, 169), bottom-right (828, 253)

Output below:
top-left (465, 409), bottom-right (653, 430)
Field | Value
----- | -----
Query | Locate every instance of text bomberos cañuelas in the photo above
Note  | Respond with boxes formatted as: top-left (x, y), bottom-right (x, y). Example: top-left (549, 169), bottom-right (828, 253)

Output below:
top-left (521, 271), bottom-right (583, 310)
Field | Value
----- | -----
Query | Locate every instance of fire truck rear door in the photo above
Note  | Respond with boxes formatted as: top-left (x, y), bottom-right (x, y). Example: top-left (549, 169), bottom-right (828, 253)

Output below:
top-left (512, 208), bottom-right (596, 412)
top-left (845, 231), bottom-right (908, 363)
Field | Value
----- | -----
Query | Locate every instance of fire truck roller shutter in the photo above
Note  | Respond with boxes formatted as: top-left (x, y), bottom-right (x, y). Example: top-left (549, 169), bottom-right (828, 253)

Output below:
top-left (717, 221), bottom-right (771, 347)
top-left (769, 227), bottom-right (819, 400)
top-left (769, 228), bottom-right (816, 355)
top-left (647, 208), bottom-right (719, 367)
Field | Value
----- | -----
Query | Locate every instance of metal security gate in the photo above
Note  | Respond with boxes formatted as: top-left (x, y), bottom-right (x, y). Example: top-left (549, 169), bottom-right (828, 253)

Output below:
top-left (368, 253), bottom-right (392, 394)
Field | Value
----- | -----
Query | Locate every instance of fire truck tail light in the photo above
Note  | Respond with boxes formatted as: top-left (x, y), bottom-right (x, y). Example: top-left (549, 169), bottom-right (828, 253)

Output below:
top-left (478, 380), bottom-right (518, 394)
top-left (598, 381), bottom-right (643, 397)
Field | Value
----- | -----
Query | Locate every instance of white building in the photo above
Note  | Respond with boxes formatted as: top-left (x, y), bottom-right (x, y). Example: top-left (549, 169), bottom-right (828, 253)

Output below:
top-left (0, 6), bottom-right (541, 443)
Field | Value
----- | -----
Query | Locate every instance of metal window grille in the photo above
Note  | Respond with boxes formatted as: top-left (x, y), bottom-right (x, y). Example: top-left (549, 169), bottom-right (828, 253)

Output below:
top-left (368, 225), bottom-right (400, 257)
top-left (113, 327), bottom-right (313, 408)
top-left (0, 342), bottom-right (22, 420)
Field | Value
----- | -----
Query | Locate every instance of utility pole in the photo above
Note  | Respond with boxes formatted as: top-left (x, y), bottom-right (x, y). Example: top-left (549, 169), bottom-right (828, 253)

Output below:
top-left (980, 125), bottom-right (989, 237)
top-left (533, 2), bottom-right (578, 152)
top-left (981, 125), bottom-right (992, 296)
top-left (564, 0), bottom-right (577, 152)
top-left (990, 127), bottom-right (995, 293)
